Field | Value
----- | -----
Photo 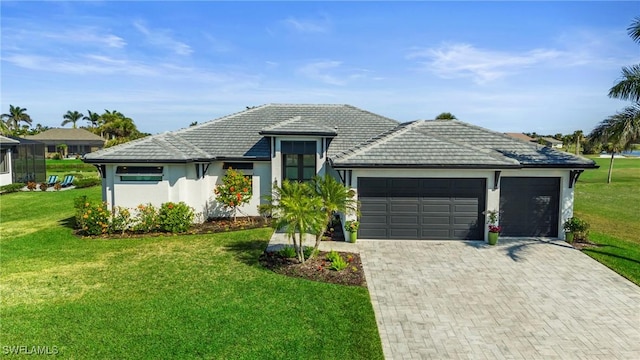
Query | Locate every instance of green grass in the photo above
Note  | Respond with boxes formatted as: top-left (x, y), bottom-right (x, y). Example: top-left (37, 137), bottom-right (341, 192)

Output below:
top-left (46, 159), bottom-right (99, 180)
top-left (0, 189), bottom-right (383, 359)
top-left (574, 157), bottom-right (640, 285)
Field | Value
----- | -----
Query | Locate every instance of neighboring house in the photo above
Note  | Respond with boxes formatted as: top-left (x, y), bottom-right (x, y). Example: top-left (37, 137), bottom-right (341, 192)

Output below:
top-left (540, 137), bottom-right (563, 148)
top-left (504, 132), bottom-right (536, 143)
top-left (0, 136), bottom-right (46, 184)
top-left (26, 128), bottom-right (105, 158)
top-left (84, 104), bottom-right (597, 241)
top-left (0, 136), bottom-right (19, 186)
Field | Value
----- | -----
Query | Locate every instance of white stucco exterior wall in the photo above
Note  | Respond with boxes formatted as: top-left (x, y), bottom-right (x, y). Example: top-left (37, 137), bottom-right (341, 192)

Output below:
top-left (0, 148), bottom-right (13, 186)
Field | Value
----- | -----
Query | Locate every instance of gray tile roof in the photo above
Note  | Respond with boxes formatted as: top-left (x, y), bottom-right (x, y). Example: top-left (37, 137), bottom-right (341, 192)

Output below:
top-left (0, 135), bottom-right (20, 145)
top-left (260, 116), bottom-right (338, 136)
top-left (83, 105), bottom-right (595, 169)
top-left (26, 128), bottom-right (105, 142)
top-left (332, 120), bottom-right (596, 168)
top-left (84, 104), bottom-right (399, 162)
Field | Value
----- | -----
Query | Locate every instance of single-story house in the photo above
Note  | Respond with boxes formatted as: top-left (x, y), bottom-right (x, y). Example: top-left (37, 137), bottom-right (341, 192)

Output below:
top-left (0, 136), bottom-right (20, 186)
top-left (504, 132), bottom-right (536, 143)
top-left (0, 136), bottom-right (46, 185)
top-left (26, 128), bottom-right (105, 158)
top-left (83, 104), bottom-right (597, 241)
top-left (539, 137), bottom-right (564, 149)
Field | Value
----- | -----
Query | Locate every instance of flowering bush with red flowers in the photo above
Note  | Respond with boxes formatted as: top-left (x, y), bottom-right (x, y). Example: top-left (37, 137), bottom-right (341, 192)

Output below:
top-left (213, 167), bottom-right (252, 221)
top-left (488, 225), bottom-right (502, 233)
top-left (133, 203), bottom-right (160, 233)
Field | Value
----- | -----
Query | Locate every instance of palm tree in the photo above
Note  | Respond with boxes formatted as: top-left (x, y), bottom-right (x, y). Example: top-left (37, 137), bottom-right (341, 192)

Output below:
top-left (310, 174), bottom-right (358, 254)
top-left (83, 110), bottom-right (101, 128)
top-left (435, 112), bottom-right (457, 120)
top-left (266, 180), bottom-right (325, 263)
top-left (0, 119), bottom-right (9, 135)
top-left (1, 105), bottom-right (32, 134)
top-left (609, 17), bottom-right (640, 102)
top-left (61, 110), bottom-right (84, 128)
top-left (589, 105), bottom-right (640, 183)
top-left (573, 130), bottom-right (583, 155)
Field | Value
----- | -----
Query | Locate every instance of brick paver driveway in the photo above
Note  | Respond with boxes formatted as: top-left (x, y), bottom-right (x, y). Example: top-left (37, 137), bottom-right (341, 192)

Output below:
top-left (360, 239), bottom-right (640, 359)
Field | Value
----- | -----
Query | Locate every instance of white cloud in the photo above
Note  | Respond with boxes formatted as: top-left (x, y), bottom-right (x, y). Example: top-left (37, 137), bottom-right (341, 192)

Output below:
top-left (133, 21), bottom-right (193, 56)
top-left (408, 43), bottom-right (564, 84)
top-left (283, 15), bottom-right (330, 33)
top-left (297, 61), bottom-right (346, 85)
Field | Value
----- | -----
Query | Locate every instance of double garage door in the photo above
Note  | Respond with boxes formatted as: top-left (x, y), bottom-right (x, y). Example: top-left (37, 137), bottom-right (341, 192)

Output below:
top-left (358, 176), bottom-right (561, 240)
top-left (358, 178), bottom-right (486, 240)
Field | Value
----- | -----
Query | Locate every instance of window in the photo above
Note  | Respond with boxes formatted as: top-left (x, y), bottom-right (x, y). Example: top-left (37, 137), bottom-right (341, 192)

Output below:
top-left (0, 149), bottom-right (8, 174)
top-left (116, 166), bottom-right (163, 182)
top-left (47, 145), bottom-right (56, 153)
top-left (281, 141), bottom-right (316, 181)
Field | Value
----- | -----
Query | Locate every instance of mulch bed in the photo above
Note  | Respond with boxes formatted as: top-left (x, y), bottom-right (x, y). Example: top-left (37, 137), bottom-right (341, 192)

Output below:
top-left (260, 250), bottom-right (366, 287)
top-left (570, 238), bottom-right (604, 250)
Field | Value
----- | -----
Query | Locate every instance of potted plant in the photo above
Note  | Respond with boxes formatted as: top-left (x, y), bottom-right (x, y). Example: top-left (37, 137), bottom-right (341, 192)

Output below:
top-left (487, 210), bottom-right (501, 245)
top-left (344, 220), bottom-right (359, 243)
top-left (563, 216), bottom-right (589, 244)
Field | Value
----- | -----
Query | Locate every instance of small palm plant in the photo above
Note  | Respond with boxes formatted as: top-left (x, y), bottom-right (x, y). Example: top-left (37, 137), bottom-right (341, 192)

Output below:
top-left (310, 175), bottom-right (358, 253)
top-left (263, 180), bottom-right (325, 263)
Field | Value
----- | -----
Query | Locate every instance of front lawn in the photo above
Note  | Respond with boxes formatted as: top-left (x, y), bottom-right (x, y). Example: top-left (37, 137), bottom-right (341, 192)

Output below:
top-left (0, 188), bottom-right (383, 359)
top-left (574, 157), bottom-right (640, 285)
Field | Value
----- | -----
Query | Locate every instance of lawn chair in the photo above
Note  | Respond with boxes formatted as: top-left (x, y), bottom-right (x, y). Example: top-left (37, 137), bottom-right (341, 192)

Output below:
top-left (60, 175), bottom-right (75, 187)
top-left (47, 175), bottom-right (58, 186)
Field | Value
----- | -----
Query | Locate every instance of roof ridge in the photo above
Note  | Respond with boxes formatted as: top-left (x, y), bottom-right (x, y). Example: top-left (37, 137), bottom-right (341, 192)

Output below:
top-left (173, 104), bottom-right (269, 135)
top-left (262, 115), bottom-right (303, 131)
top-left (82, 135), bottom-right (154, 159)
top-left (447, 120), bottom-right (549, 152)
top-left (333, 121), bottom-right (419, 161)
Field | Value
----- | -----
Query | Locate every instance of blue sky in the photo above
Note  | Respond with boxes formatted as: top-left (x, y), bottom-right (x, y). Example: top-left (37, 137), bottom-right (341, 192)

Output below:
top-left (1, 1), bottom-right (638, 135)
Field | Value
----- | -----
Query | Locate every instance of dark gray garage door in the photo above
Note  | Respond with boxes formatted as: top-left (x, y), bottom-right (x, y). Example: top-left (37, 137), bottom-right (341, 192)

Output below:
top-left (358, 178), bottom-right (486, 240)
top-left (499, 177), bottom-right (560, 237)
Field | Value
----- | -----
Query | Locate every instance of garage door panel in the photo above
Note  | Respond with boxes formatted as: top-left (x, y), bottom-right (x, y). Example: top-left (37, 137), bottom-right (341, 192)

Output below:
top-left (500, 177), bottom-right (559, 237)
top-left (359, 177), bottom-right (485, 240)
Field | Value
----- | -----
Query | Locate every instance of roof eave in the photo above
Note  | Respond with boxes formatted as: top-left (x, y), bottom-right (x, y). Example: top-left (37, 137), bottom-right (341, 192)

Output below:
top-left (331, 163), bottom-right (523, 169)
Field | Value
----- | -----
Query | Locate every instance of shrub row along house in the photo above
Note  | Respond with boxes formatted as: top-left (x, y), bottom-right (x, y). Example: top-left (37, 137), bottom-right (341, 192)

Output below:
top-left (83, 104), bottom-right (597, 241)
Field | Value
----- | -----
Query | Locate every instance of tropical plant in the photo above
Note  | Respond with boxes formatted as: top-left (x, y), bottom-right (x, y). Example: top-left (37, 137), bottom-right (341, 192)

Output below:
top-left (310, 174), bottom-right (358, 254)
top-left (344, 220), bottom-right (360, 232)
top-left (277, 245), bottom-right (296, 259)
top-left (562, 217), bottom-right (590, 240)
top-left (83, 110), bottom-right (101, 128)
top-left (608, 17), bottom-right (640, 102)
top-left (1, 105), bottom-right (32, 135)
top-left (573, 130), bottom-right (583, 155)
top-left (61, 110), bottom-right (84, 128)
top-left (589, 105), bottom-right (640, 183)
top-left (214, 168), bottom-right (252, 221)
top-left (264, 180), bottom-right (325, 263)
top-left (487, 210), bottom-right (501, 233)
top-left (435, 112), bottom-right (457, 120)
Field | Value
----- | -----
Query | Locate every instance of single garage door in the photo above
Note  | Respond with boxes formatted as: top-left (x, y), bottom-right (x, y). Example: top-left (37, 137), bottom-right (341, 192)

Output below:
top-left (499, 177), bottom-right (560, 237)
top-left (358, 178), bottom-right (486, 240)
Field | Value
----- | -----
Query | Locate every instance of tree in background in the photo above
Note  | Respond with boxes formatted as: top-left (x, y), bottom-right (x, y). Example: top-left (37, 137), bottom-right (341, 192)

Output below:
top-left (573, 130), bottom-right (584, 155)
top-left (1, 105), bottom-right (32, 135)
top-left (589, 105), bottom-right (640, 183)
top-left (83, 110), bottom-right (101, 128)
top-left (61, 110), bottom-right (84, 128)
top-left (435, 112), bottom-right (457, 120)
top-left (608, 17), bottom-right (640, 103)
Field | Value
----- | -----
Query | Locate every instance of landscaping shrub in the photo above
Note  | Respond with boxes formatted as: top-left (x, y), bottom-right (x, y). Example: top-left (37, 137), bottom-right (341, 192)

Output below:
top-left (53, 182), bottom-right (62, 191)
top-left (326, 250), bottom-right (341, 263)
top-left (0, 183), bottom-right (25, 193)
top-left (74, 195), bottom-right (89, 227)
top-left (133, 203), bottom-right (160, 233)
top-left (213, 167), bottom-right (252, 221)
top-left (73, 178), bottom-right (101, 188)
top-left (329, 254), bottom-right (348, 271)
top-left (303, 246), bottom-right (318, 259)
top-left (78, 202), bottom-right (111, 235)
top-left (110, 206), bottom-right (133, 235)
top-left (26, 181), bottom-right (37, 191)
top-left (39, 182), bottom-right (48, 191)
top-left (51, 153), bottom-right (62, 160)
top-left (277, 246), bottom-right (296, 259)
top-left (158, 202), bottom-right (194, 233)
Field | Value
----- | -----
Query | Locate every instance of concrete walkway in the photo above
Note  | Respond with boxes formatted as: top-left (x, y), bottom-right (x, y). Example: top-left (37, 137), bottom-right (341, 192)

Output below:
top-left (359, 238), bottom-right (640, 359)
top-left (265, 231), bottom-right (358, 253)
